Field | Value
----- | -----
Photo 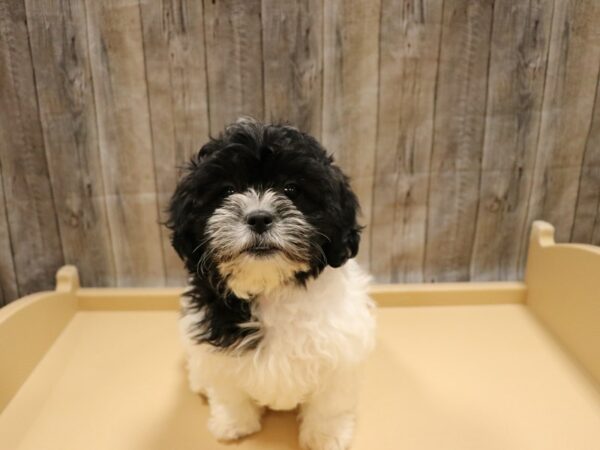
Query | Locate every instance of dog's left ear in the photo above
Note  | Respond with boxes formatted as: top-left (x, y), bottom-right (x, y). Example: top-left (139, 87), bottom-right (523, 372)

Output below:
top-left (323, 165), bottom-right (362, 268)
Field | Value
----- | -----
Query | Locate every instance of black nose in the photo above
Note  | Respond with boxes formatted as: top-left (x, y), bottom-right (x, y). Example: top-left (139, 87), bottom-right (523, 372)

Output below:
top-left (246, 210), bottom-right (274, 234)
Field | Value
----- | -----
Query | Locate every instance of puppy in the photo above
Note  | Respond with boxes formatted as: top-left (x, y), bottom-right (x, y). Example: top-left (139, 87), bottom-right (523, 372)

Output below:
top-left (167, 118), bottom-right (375, 450)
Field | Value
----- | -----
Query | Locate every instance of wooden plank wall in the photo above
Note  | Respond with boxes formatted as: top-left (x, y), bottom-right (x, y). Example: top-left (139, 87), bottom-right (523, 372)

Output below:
top-left (1, 0), bottom-right (599, 303)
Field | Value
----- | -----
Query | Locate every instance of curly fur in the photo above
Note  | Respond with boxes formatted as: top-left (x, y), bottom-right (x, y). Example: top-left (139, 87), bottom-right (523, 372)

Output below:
top-left (167, 118), bottom-right (375, 450)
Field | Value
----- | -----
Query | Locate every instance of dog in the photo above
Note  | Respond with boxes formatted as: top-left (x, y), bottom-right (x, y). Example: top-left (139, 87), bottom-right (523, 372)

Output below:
top-left (167, 118), bottom-right (375, 450)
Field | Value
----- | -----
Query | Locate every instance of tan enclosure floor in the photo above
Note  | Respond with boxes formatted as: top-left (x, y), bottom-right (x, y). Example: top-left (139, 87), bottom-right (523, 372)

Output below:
top-left (1, 304), bottom-right (600, 450)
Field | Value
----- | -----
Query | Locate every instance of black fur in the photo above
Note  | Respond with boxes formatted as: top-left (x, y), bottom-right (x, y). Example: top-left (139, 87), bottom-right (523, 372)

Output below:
top-left (167, 119), bottom-right (361, 350)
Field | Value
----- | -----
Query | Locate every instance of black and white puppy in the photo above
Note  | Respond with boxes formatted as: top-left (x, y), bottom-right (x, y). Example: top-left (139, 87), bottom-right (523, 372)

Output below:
top-left (167, 118), bottom-right (375, 450)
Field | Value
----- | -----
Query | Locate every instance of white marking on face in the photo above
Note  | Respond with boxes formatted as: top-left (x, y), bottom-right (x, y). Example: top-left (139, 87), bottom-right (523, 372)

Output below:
top-left (205, 188), bottom-right (316, 296)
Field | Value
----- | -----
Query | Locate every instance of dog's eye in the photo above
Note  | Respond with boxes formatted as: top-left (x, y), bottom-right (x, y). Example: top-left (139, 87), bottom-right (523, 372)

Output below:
top-left (223, 186), bottom-right (236, 196)
top-left (283, 184), bottom-right (299, 199)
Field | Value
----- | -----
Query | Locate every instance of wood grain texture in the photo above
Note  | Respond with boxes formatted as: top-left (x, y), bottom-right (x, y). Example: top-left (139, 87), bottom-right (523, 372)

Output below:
top-left (203, 0), bottom-right (264, 133)
top-left (0, 167), bottom-right (18, 305)
top-left (470, 0), bottom-right (554, 281)
top-left (262, 0), bottom-right (323, 138)
top-left (25, 0), bottom-right (116, 288)
top-left (140, 0), bottom-right (210, 286)
top-left (370, 0), bottom-right (444, 283)
top-left (85, 0), bottom-right (165, 286)
top-left (572, 72), bottom-right (600, 246)
top-left (0, 0), bottom-right (64, 297)
top-left (3, 0), bottom-right (600, 297)
top-left (424, 0), bottom-right (494, 282)
top-left (522, 0), bottom-right (600, 261)
top-left (322, 0), bottom-right (380, 269)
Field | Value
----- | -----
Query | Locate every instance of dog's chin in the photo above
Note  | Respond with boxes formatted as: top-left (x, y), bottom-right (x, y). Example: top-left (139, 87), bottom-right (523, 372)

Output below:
top-left (243, 245), bottom-right (280, 258)
top-left (217, 249), bottom-right (309, 300)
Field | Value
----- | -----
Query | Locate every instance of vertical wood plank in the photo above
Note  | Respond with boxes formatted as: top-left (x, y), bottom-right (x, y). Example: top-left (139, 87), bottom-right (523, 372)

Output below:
top-left (262, 0), bottom-right (323, 138)
top-left (140, 0), bottom-right (210, 286)
top-left (424, 0), bottom-right (493, 282)
top-left (470, 0), bottom-right (554, 281)
top-left (24, 0), bottom-right (117, 287)
top-left (370, 0), bottom-right (444, 283)
top-left (522, 0), bottom-right (600, 265)
top-left (572, 73), bottom-right (600, 246)
top-left (322, 0), bottom-right (380, 269)
top-left (0, 167), bottom-right (18, 305)
top-left (203, 0), bottom-right (264, 133)
top-left (0, 0), bottom-right (64, 295)
top-left (85, 0), bottom-right (165, 286)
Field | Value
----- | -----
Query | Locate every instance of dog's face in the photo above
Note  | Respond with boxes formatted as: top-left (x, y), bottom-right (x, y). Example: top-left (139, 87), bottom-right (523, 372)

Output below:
top-left (168, 119), bottom-right (361, 299)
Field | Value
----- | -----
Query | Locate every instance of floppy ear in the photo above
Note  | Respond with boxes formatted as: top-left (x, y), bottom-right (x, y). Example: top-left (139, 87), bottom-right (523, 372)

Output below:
top-left (323, 166), bottom-right (362, 268)
top-left (167, 171), bottom-right (200, 270)
top-left (166, 138), bottom-right (222, 272)
top-left (166, 143), bottom-right (218, 271)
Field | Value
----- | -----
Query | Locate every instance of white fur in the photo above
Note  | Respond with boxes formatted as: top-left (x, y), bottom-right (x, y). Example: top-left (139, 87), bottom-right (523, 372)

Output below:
top-left (180, 259), bottom-right (375, 449)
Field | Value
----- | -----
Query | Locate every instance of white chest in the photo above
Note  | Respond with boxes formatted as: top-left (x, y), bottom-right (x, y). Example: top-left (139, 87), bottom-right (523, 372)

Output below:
top-left (233, 264), bottom-right (375, 409)
top-left (185, 261), bottom-right (375, 411)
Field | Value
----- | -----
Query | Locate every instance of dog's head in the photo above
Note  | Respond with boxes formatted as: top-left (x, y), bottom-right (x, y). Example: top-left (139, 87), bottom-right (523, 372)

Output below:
top-left (167, 118), bottom-right (361, 298)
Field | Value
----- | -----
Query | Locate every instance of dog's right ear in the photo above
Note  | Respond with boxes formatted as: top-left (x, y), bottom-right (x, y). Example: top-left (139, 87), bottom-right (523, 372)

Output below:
top-left (167, 142), bottom-right (217, 267)
top-left (167, 171), bottom-right (199, 266)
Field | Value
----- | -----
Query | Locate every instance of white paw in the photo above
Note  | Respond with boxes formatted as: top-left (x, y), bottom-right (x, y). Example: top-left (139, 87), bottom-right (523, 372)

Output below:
top-left (300, 413), bottom-right (355, 450)
top-left (207, 409), bottom-right (262, 441)
top-left (185, 358), bottom-right (206, 395)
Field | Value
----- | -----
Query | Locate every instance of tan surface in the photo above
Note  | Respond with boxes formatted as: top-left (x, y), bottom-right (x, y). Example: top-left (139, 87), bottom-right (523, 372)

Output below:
top-left (0, 267), bottom-right (78, 410)
top-left (526, 221), bottom-right (600, 385)
top-left (370, 281), bottom-right (525, 307)
top-left (76, 281), bottom-right (526, 311)
top-left (1, 305), bottom-right (600, 450)
top-left (2, 222), bottom-right (600, 449)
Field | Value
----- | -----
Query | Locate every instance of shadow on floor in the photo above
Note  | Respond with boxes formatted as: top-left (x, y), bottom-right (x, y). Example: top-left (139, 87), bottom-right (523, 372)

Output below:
top-left (141, 361), bottom-right (301, 450)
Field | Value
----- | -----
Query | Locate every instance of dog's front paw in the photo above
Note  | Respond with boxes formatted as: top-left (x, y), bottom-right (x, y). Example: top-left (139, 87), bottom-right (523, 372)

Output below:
top-left (299, 412), bottom-right (355, 450)
top-left (207, 408), bottom-right (262, 441)
top-left (185, 357), bottom-right (207, 396)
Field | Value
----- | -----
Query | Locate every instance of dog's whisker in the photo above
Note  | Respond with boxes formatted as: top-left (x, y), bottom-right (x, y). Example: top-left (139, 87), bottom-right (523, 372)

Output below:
top-left (313, 229), bottom-right (332, 243)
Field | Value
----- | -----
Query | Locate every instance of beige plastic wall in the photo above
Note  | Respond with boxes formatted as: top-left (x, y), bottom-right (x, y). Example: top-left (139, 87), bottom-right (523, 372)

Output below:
top-left (0, 267), bottom-right (78, 410)
top-left (525, 221), bottom-right (600, 385)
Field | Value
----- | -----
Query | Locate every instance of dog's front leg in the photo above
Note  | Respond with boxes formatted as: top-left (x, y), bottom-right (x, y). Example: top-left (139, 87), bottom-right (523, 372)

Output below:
top-left (299, 369), bottom-right (358, 450)
top-left (206, 383), bottom-right (264, 441)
